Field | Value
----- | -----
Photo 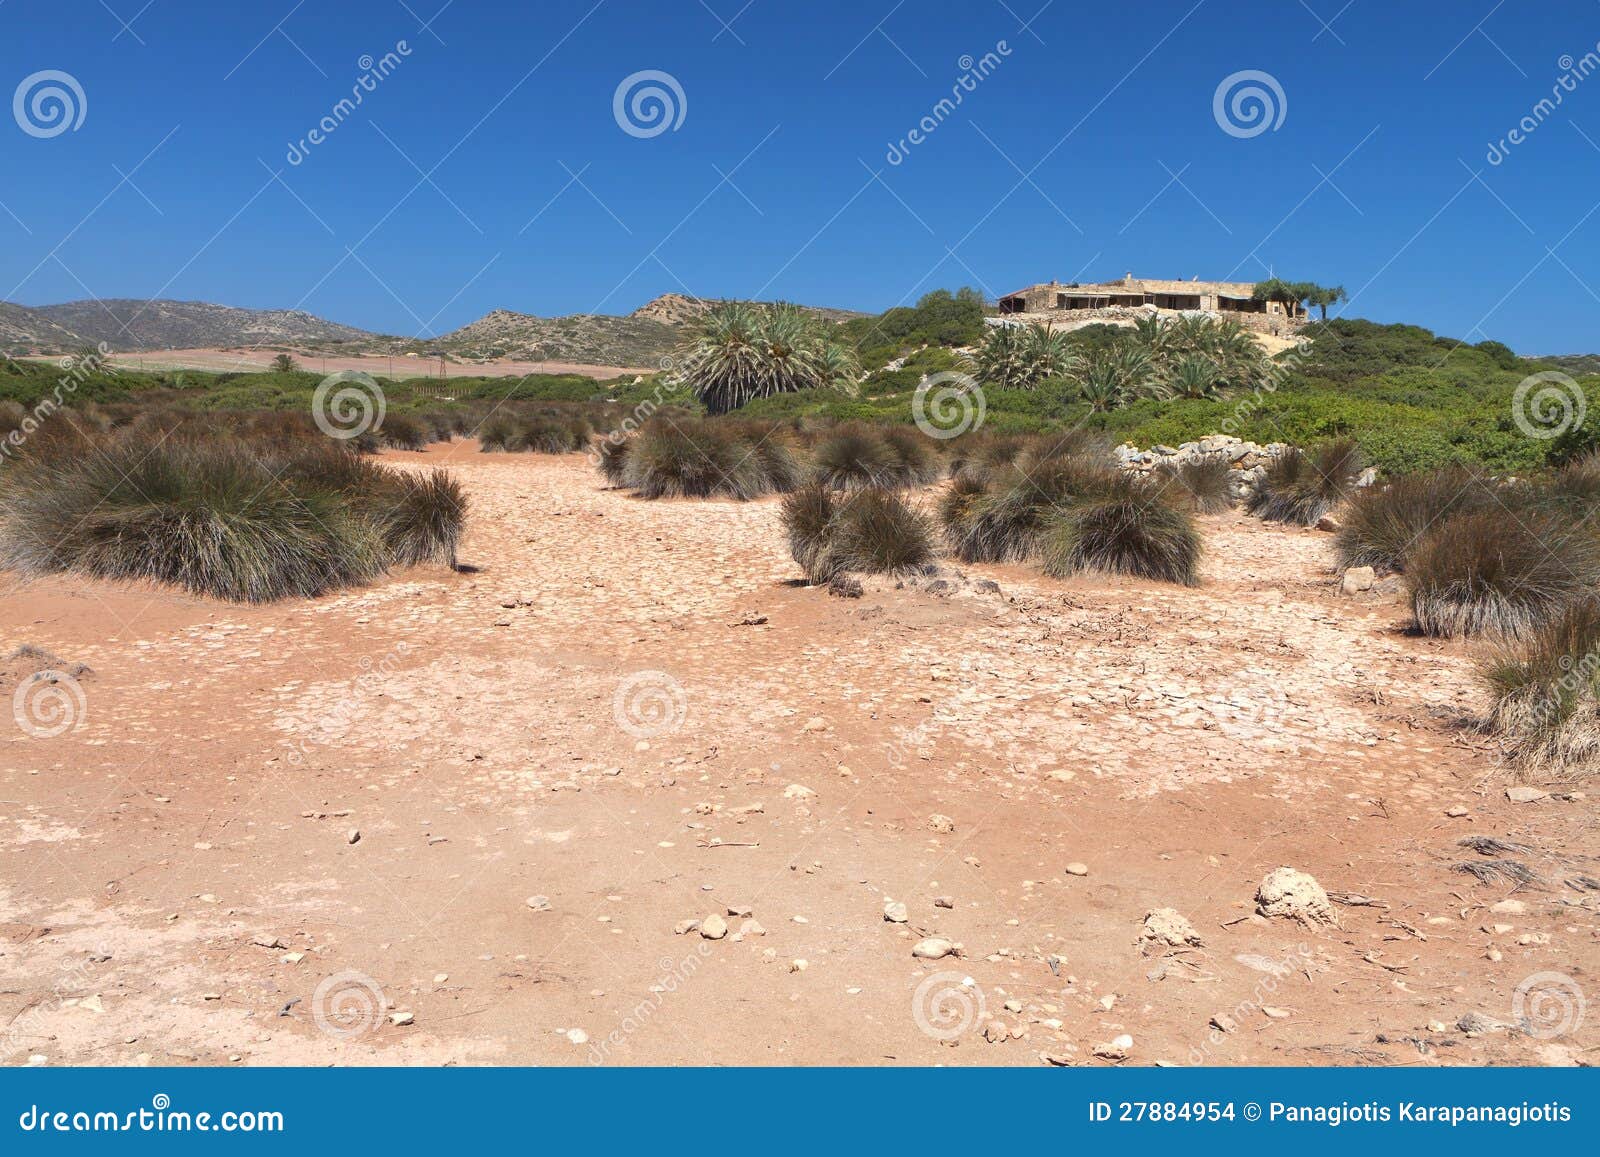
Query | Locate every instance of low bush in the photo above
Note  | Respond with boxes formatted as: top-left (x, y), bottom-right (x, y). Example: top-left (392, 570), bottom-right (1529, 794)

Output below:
top-left (1040, 477), bottom-right (1201, 586)
top-left (1407, 509), bottom-right (1600, 639)
top-left (811, 427), bottom-right (901, 490)
top-left (377, 413), bottom-right (429, 451)
top-left (619, 417), bottom-right (794, 500)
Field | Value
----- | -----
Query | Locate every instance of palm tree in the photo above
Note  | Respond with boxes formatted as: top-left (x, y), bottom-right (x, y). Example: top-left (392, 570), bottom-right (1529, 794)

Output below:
top-left (676, 302), bottom-right (858, 414)
top-left (1022, 322), bottom-right (1080, 382)
top-left (970, 324), bottom-right (1033, 390)
top-left (1164, 355), bottom-right (1224, 400)
top-left (271, 353), bottom-right (298, 373)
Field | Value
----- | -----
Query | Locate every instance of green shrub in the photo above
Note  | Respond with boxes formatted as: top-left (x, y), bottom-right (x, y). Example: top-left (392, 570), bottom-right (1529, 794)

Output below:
top-left (1041, 478), bottom-right (1201, 586)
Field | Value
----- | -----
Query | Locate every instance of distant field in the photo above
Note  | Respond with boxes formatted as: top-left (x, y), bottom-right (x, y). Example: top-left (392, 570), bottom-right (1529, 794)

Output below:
top-left (82, 348), bottom-right (655, 381)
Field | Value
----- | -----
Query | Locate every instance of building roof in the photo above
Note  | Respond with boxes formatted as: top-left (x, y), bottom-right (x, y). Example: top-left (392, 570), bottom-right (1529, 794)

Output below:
top-left (1002, 275), bottom-right (1261, 300)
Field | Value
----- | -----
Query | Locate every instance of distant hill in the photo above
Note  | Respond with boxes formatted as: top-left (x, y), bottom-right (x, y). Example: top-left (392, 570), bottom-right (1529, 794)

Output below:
top-left (29, 299), bottom-right (380, 353)
top-left (0, 301), bottom-right (85, 350)
top-left (1539, 354), bottom-right (1600, 376)
top-left (2, 292), bottom-right (868, 366)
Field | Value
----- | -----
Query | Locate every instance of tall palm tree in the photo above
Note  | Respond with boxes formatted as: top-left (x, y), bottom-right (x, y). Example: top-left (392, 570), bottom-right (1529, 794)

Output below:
top-left (676, 302), bottom-right (857, 414)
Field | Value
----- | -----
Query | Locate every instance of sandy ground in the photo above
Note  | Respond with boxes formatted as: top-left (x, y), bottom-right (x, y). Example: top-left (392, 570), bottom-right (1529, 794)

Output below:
top-left (88, 349), bottom-right (652, 381)
top-left (1, 446), bottom-right (1596, 1067)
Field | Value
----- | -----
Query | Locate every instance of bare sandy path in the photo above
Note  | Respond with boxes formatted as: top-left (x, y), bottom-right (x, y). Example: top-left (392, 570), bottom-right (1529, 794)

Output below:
top-left (1, 447), bottom-right (1594, 1066)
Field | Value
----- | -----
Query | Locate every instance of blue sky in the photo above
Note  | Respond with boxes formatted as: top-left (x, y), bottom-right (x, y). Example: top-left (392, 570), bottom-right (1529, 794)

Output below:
top-left (2, 1), bottom-right (1598, 351)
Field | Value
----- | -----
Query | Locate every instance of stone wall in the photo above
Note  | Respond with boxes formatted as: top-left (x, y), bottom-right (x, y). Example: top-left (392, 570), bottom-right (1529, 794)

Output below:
top-left (1115, 434), bottom-right (1290, 501)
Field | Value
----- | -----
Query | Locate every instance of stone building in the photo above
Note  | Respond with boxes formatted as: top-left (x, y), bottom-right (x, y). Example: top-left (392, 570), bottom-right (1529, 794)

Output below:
top-left (996, 273), bottom-right (1306, 331)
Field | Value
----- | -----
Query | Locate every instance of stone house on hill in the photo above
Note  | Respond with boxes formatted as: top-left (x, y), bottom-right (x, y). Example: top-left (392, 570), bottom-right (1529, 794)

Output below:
top-left (997, 273), bottom-right (1306, 332)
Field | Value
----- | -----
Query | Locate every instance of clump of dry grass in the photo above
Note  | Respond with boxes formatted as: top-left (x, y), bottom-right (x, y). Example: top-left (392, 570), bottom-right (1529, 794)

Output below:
top-left (1154, 457), bottom-right (1234, 514)
top-left (615, 417), bottom-right (797, 500)
top-left (1334, 465), bottom-right (1500, 573)
top-left (1041, 475), bottom-right (1201, 586)
top-left (1248, 438), bottom-right (1364, 526)
top-left (1481, 597), bottom-right (1600, 776)
top-left (1407, 509), bottom-right (1600, 639)
top-left (780, 485), bottom-right (934, 582)
top-left (0, 427), bottom-right (466, 602)
top-left (942, 454), bottom-right (1116, 563)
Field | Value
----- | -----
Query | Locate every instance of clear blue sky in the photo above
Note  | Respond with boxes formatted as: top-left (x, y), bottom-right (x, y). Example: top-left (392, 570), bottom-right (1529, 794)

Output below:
top-left (3, 0), bottom-right (1597, 351)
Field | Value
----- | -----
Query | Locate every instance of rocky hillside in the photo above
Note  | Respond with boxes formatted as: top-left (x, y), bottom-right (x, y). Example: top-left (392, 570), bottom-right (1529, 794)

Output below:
top-left (434, 295), bottom-right (864, 367)
top-left (435, 308), bottom-right (677, 368)
top-left (29, 300), bottom-right (379, 352)
top-left (1, 302), bottom-right (86, 351)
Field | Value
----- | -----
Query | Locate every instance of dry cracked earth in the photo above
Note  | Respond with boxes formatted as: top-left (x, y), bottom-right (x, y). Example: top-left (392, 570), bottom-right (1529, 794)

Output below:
top-left (1, 443), bottom-right (1596, 1067)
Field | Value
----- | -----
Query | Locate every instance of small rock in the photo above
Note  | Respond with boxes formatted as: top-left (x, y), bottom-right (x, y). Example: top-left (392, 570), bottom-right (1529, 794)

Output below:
top-left (933, 896), bottom-right (954, 909)
top-left (1490, 899), bottom-right (1527, 916)
top-left (1445, 805), bottom-right (1470, 817)
top-left (928, 814), bottom-right (956, 834)
top-left (883, 900), bottom-right (909, 923)
top-left (1262, 1006), bottom-right (1292, 1019)
top-left (1457, 1012), bottom-right (1499, 1036)
top-left (1210, 1013), bottom-right (1238, 1034)
top-left (1340, 565), bottom-right (1374, 594)
top-left (1003, 999), bottom-right (1023, 1013)
top-left (1255, 867), bottom-right (1334, 924)
top-left (388, 1011), bottom-right (414, 1027)
top-left (789, 958), bottom-right (808, 973)
top-left (674, 918), bottom-right (701, 936)
top-left (912, 937), bottom-right (959, 960)
top-left (346, 828), bottom-right (361, 845)
top-left (983, 1021), bottom-right (1009, 1044)
top-left (738, 919), bottom-right (765, 937)
top-left (433, 973), bottom-right (448, 984)
top-left (1140, 907), bottom-right (1203, 949)
top-left (1317, 515), bottom-right (1342, 533)
top-left (700, 914), bottom-right (729, 940)
top-left (525, 895), bottom-right (552, 911)
top-left (566, 1028), bottom-right (589, 1045)
top-left (783, 783), bottom-right (816, 800)
top-left (1064, 862), bottom-right (1089, 877)
top-left (1506, 786), bottom-right (1549, 803)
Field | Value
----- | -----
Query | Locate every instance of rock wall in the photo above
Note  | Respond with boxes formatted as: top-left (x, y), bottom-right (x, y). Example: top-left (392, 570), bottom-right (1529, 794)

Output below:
top-left (1115, 434), bottom-right (1290, 500)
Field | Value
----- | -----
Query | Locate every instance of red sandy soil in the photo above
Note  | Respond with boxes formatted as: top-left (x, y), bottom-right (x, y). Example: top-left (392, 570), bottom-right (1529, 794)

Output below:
top-left (96, 349), bottom-right (651, 381)
top-left (1, 446), bottom-right (1595, 1067)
